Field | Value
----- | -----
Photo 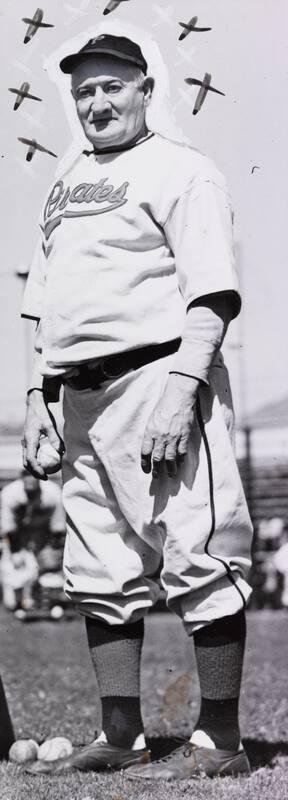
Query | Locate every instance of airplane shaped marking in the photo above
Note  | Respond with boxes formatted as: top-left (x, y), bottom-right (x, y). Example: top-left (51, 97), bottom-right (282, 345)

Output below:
top-left (18, 137), bottom-right (57, 162)
top-left (22, 8), bottom-right (54, 44)
top-left (179, 17), bottom-right (212, 40)
top-left (9, 82), bottom-right (42, 110)
top-left (103, 0), bottom-right (130, 15)
top-left (185, 73), bottom-right (225, 115)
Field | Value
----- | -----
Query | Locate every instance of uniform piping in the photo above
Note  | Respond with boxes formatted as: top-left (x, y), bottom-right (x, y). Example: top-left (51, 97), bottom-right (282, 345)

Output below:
top-left (195, 395), bottom-right (246, 609)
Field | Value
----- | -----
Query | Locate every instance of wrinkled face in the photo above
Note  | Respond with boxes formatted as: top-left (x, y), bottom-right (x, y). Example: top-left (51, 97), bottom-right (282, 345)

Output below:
top-left (71, 56), bottom-right (153, 149)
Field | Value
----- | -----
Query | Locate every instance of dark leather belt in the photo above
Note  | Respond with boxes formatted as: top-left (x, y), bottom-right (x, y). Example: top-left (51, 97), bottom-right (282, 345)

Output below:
top-left (64, 338), bottom-right (181, 391)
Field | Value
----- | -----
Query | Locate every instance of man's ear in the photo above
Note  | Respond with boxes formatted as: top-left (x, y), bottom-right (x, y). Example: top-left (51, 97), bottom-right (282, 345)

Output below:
top-left (142, 77), bottom-right (154, 106)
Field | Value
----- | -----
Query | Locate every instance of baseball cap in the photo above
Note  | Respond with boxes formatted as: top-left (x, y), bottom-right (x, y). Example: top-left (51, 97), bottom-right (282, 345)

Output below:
top-left (60, 34), bottom-right (147, 75)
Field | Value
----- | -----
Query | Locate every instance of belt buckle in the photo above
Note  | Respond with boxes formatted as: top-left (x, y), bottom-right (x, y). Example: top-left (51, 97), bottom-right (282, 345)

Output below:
top-left (101, 357), bottom-right (127, 380)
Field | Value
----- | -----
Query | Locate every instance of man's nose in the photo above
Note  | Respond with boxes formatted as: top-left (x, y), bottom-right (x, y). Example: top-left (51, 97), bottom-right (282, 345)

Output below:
top-left (91, 87), bottom-right (110, 115)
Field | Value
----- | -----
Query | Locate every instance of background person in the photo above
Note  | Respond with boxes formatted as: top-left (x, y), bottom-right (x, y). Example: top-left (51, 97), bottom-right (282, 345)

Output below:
top-left (274, 527), bottom-right (288, 609)
top-left (0, 471), bottom-right (65, 611)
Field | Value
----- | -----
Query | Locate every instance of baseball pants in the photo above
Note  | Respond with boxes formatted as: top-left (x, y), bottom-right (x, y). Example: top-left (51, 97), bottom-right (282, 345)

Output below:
top-left (61, 353), bottom-right (253, 634)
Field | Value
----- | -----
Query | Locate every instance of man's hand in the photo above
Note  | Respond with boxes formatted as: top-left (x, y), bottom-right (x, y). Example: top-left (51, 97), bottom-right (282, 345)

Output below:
top-left (22, 390), bottom-right (65, 480)
top-left (141, 373), bottom-right (199, 479)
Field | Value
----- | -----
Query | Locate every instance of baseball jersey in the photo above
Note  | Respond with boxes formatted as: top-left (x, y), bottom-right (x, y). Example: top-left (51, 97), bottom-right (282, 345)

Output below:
top-left (22, 132), bottom-right (240, 377)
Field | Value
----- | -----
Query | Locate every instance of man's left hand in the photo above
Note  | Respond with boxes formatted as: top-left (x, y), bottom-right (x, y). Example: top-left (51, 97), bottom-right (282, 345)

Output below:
top-left (141, 373), bottom-right (199, 479)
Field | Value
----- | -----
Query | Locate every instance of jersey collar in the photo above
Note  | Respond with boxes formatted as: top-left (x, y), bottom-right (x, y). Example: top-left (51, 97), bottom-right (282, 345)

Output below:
top-left (83, 131), bottom-right (155, 158)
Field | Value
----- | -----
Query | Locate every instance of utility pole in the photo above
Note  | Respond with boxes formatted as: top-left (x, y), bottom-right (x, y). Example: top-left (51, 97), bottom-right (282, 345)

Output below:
top-left (15, 262), bottom-right (31, 392)
top-left (227, 242), bottom-right (254, 523)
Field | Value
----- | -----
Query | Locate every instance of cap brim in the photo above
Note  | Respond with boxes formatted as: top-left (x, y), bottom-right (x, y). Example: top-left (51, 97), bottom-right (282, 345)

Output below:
top-left (60, 48), bottom-right (146, 74)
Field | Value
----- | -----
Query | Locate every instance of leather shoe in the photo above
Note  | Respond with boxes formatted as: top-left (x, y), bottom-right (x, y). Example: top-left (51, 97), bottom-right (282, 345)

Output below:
top-left (125, 742), bottom-right (250, 780)
top-left (24, 740), bottom-right (151, 775)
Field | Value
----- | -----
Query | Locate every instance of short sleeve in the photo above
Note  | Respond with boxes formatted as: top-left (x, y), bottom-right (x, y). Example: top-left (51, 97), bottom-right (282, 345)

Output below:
top-left (164, 178), bottom-right (241, 319)
top-left (21, 237), bottom-right (47, 321)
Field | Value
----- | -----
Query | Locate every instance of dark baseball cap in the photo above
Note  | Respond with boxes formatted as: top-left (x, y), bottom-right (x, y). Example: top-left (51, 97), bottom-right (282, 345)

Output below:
top-left (60, 34), bottom-right (147, 75)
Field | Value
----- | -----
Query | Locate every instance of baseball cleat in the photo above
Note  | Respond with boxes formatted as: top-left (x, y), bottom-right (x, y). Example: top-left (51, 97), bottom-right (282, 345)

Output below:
top-left (125, 742), bottom-right (251, 780)
top-left (23, 741), bottom-right (151, 774)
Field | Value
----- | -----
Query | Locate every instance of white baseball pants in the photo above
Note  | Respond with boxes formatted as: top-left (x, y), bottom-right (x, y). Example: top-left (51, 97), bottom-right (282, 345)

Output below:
top-left (61, 353), bottom-right (253, 634)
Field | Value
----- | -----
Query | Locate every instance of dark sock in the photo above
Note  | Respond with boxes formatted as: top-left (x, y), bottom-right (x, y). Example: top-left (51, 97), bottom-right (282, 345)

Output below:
top-left (85, 616), bottom-right (144, 748)
top-left (193, 696), bottom-right (240, 751)
top-left (193, 610), bottom-right (246, 751)
top-left (102, 696), bottom-right (143, 749)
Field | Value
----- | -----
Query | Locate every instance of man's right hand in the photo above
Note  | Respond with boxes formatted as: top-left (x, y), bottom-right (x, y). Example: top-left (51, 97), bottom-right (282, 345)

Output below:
top-left (22, 390), bottom-right (65, 480)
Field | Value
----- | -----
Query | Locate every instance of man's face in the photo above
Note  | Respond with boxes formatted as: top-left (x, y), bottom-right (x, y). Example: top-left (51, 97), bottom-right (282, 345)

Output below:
top-left (71, 56), bottom-right (152, 149)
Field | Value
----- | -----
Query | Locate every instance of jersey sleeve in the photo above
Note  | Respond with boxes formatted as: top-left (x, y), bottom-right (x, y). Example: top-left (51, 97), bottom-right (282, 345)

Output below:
top-left (21, 237), bottom-right (47, 322)
top-left (163, 177), bottom-right (241, 318)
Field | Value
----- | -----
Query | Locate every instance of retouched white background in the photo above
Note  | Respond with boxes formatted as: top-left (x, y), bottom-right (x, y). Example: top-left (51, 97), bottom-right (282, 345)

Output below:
top-left (0, 0), bottom-right (287, 428)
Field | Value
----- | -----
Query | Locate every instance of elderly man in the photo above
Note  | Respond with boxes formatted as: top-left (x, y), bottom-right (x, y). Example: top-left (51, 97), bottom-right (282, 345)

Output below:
top-left (22, 34), bottom-right (253, 779)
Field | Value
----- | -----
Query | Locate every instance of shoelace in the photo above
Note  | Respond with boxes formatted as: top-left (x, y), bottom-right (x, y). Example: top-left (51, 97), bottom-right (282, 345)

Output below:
top-left (153, 742), bottom-right (194, 764)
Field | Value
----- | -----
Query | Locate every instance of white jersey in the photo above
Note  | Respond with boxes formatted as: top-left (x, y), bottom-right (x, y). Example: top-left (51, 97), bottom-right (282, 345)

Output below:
top-left (22, 133), bottom-right (239, 377)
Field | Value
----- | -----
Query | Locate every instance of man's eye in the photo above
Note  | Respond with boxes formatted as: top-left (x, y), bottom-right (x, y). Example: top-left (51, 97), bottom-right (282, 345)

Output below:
top-left (106, 84), bottom-right (122, 94)
top-left (77, 89), bottom-right (91, 99)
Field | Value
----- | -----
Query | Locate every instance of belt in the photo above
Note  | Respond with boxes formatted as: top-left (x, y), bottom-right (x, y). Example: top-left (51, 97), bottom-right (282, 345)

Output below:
top-left (64, 338), bottom-right (181, 391)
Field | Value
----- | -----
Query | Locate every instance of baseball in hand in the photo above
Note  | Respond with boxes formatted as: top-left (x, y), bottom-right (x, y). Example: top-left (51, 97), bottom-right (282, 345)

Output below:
top-left (37, 736), bottom-right (73, 761)
top-left (38, 440), bottom-right (62, 474)
top-left (9, 739), bottom-right (39, 763)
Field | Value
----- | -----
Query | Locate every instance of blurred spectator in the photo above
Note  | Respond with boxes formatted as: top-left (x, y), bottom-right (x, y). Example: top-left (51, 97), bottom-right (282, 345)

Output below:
top-left (274, 528), bottom-right (288, 609)
top-left (250, 518), bottom-right (285, 609)
top-left (0, 472), bottom-right (65, 611)
top-left (0, 538), bottom-right (39, 611)
top-left (260, 557), bottom-right (279, 609)
top-left (36, 530), bottom-right (66, 610)
top-left (257, 517), bottom-right (285, 543)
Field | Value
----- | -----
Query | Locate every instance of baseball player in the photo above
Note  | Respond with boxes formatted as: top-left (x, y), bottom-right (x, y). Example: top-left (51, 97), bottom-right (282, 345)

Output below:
top-left (22, 33), bottom-right (253, 779)
top-left (0, 471), bottom-right (65, 611)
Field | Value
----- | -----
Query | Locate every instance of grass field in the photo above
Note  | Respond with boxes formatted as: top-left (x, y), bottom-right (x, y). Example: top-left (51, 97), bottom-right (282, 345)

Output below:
top-left (1, 608), bottom-right (288, 800)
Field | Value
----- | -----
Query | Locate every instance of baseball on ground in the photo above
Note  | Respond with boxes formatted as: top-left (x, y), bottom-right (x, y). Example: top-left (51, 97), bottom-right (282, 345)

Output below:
top-left (9, 739), bottom-right (39, 763)
top-left (37, 440), bottom-right (62, 474)
top-left (37, 736), bottom-right (73, 761)
top-left (50, 605), bottom-right (64, 620)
